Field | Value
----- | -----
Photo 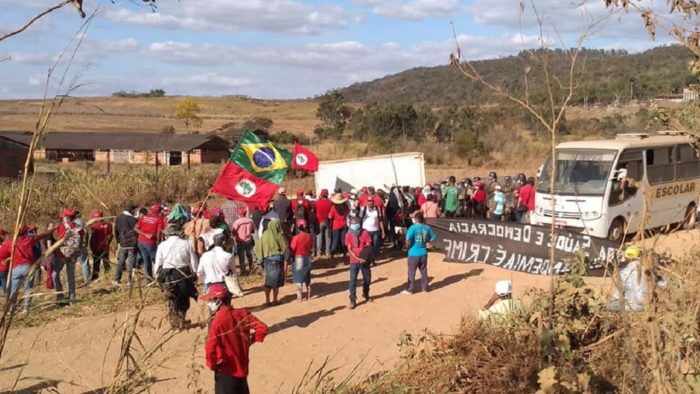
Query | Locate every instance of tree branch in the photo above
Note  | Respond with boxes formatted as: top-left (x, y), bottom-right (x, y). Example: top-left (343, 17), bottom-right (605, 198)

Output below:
top-left (0, 0), bottom-right (73, 43)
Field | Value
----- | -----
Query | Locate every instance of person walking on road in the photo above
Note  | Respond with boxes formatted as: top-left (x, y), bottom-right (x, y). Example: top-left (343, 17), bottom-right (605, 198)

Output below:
top-left (254, 220), bottom-right (287, 306)
top-left (345, 216), bottom-right (373, 309)
top-left (204, 283), bottom-right (268, 394)
top-left (402, 212), bottom-right (436, 295)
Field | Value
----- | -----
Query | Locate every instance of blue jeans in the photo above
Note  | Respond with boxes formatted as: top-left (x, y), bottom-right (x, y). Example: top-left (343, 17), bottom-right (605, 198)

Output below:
top-left (10, 264), bottom-right (34, 310)
top-left (137, 242), bottom-right (157, 280)
top-left (79, 247), bottom-right (90, 283)
top-left (53, 256), bottom-right (76, 302)
top-left (331, 227), bottom-right (347, 256)
top-left (114, 248), bottom-right (137, 283)
top-left (348, 263), bottom-right (371, 302)
top-left (0, 271), bottom-right (7, 296)
top-left (367, 230), bottom-right (381, 257)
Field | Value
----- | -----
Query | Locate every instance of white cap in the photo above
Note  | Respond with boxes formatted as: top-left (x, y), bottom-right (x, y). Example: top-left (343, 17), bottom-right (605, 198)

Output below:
top-left (350, 188), bottom-right (358, 195)
top-left (495, 184), bottom-right (502, 190)
top-left (495, 280), bottom-right (512, 296)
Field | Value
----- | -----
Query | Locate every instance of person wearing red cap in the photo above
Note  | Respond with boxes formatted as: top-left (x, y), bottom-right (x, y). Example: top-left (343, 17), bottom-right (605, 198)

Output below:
top-left (53, 208), bottom-right (84, 304)
top-left (135, 204), bottom-right (164, 281)
top-left (291, 189), bottom-right (311, 234)
top-left (203, 283), bottom-right (267, 394)
top-left (314, 189), bottom-right (332, 257)
top-left (232, 207), bottom-right (256, 275)
top-left (8, 224), bottom-right (55, 312)
top-left (290, 219), bottom-right (313, 301)
top-left (0, 228), bottom-right (9, 295)
top-left (89, 211), bottom-right (113, 281)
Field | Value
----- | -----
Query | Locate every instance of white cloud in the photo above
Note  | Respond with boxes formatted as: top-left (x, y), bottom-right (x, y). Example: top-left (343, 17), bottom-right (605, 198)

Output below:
top-left (0, 51), bottom-right (53, 65)
top-left (161, 73), bottom-right (252, 89)
top-left (103, 37), bottom-right (139, 53)
top-left (104, 1), bottom-right (350, 34)
top-left (372, 0), bottom-right (462, 20)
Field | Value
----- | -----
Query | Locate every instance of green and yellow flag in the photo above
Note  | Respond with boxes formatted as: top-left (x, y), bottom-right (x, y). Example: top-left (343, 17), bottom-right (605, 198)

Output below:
top-left (230, 130), bottom-right (292, 185)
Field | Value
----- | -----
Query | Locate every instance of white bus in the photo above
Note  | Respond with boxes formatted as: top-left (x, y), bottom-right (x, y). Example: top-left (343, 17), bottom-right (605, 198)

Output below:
top-left (532, 131), bottom-right (700, 241)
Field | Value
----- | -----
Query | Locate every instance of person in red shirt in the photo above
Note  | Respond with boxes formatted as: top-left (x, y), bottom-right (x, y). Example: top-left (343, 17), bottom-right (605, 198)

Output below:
top-left (314, 189), bottom-right (333, 257)
top-left (135, 204), bottom-right (164, 280)
top-left (203, 284), bottom-right (267, 394)
top-left (328, 193), bottom-right (350, 259)
top-left (359, 186), bottom-right (385, 213)
top-left (9, 224), bottom-right (54, 312)
top-left (472, 182), bottom-right (488, 219)
top-left (517, 177), bottom-right (537, 224)
top-left (344, 216), bottom-right (373, 309)
top-left (0, 228), bottom-right (9, 295)
top-left (89, 211), bottom-right (113, 281)
top-left (290, 219), bottom-right (313, 301)
top-left (290, 189), bottom-right (311, 232)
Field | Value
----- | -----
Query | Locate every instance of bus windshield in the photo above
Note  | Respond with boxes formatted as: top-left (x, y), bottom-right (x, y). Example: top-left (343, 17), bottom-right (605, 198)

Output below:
top-left (537, 149), bottom-right (617, 196)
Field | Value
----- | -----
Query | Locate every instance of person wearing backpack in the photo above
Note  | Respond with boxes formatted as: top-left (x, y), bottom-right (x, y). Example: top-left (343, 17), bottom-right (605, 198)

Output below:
top-left (52, 208), bottom-right (84, 304)
top-left (291, 189), bottom-right (311, 234)
top-left (113, 203), bottom-right (138, 286)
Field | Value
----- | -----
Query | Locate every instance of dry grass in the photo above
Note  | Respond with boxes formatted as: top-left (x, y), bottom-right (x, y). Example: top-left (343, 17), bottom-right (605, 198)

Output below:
top-left (0, 96), bottom-right (320, 134)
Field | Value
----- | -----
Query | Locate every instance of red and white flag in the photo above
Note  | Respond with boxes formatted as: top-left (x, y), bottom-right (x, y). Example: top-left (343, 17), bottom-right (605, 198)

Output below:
top-left (291, 143), bottom-right (319, 172)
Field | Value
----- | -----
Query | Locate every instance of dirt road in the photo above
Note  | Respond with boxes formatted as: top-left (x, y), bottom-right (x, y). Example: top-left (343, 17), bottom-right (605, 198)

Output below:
top-left (1, 229), bottom-right (696, 393)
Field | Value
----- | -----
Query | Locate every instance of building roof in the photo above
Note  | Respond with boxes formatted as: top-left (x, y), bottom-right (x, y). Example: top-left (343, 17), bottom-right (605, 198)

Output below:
top-left (0, 131), bottom-right (229, 152)
top-left (0, 135), bottom-right (29, 147)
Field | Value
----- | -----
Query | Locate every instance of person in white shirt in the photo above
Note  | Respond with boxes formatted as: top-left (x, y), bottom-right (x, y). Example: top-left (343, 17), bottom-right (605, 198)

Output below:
top-left (155, 223), bottom-right (199, 329)
top-left (197, 233), bottom-right (236, 293)
top-left (361, 198), bottom-right (385, 259)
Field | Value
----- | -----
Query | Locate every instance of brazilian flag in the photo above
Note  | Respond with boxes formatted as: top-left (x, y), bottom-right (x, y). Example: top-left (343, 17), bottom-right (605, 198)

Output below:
top-left (230, 130), bottom-right (292, 185)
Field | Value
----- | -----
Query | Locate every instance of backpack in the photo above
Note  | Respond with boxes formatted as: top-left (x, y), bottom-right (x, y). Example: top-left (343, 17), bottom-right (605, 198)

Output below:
top-left (60, 223), bottom-right (82, 258)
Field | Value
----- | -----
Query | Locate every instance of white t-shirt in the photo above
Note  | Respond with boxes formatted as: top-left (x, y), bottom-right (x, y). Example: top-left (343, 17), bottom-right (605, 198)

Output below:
top-left (362, 208), bottom-right (380, 232)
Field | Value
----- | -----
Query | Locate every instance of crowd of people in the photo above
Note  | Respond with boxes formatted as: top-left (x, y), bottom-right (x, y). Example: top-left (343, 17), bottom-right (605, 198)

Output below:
top-left (0, 171), bottom-right (535, 393)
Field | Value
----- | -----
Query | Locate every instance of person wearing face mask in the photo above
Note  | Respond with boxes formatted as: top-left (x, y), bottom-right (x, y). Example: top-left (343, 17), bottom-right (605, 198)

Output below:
top-left (203, 283), bottom-right (267, 394)
top-left (402, 212), bottom-right (436, 295)
top-left (344, 216), bottom-right (373, 309)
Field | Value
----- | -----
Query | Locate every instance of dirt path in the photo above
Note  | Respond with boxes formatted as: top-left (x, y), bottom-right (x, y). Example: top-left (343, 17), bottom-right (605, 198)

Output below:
top-left (1, 230), bottom-right (696, 393)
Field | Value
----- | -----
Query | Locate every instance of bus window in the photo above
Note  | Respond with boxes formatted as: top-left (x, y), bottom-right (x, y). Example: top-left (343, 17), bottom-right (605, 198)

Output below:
top-left (610, 151), bottom-right (643, 206)
top-left (646, 146), bottom-right (676, 185)
top-left (676, 144), bottom-right (700, 180)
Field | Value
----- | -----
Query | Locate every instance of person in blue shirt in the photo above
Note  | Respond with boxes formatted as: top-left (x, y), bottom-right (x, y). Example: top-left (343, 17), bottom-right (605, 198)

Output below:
top-left (403, 212), bottom-right (436, 294)
top-left (491, 185), bottom-right (506, 221)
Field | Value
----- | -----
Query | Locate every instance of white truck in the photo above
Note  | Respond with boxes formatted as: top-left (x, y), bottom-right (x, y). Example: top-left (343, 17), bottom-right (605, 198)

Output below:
top-left (314, 152), bottom-right (426, 193)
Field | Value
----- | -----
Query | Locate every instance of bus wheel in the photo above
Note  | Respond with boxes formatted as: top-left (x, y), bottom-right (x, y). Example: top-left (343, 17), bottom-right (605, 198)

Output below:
top-left (608, 218), bottom-right (626, 242)
top-left (683, 203), bottom-right (697, 230)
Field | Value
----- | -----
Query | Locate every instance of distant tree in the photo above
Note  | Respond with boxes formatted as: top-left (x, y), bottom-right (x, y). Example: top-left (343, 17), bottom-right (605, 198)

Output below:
top-left (242, 116), bottom-right (273, 133)
top-left (174, 99), bottom-right (203, 129)
top-left (149, 88), bottom-right (165, 97)
top-left (161, 125), bottom-right (175, 134)
top-left (315, 91), bottom-right (352, 139)
top-left (453, 130), bottom-right (487, 165)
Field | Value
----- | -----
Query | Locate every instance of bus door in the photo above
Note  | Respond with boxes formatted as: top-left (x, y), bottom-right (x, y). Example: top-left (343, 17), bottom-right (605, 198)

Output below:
top-left (645, 146), bottom-right (679, 227)
top-left (609, 150), bottom-right (644, 233)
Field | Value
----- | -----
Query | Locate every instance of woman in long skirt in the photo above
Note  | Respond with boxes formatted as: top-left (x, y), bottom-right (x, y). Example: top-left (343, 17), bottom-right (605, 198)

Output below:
top-left (254, 220), bottom-right (287, 306)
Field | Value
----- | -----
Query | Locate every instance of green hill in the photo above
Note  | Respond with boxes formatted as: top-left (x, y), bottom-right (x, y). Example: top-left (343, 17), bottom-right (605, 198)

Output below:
top-left (338, 45), bottom-right (696, 106)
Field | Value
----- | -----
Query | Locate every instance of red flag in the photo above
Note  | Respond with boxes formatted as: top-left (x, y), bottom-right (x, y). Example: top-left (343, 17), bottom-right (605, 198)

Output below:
top-left (210, 162), bottom-right (278, 210)
top-left (292, 143), bottom-right (319, 171)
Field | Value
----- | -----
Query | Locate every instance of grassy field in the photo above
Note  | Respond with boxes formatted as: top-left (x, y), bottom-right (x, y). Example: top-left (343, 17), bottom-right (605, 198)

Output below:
top-left (0, 96), bottom-right (320, 134)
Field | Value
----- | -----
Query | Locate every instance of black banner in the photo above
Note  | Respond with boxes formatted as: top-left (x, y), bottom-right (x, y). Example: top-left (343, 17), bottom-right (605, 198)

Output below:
top-left (427, 218), bottom-right (621, 276)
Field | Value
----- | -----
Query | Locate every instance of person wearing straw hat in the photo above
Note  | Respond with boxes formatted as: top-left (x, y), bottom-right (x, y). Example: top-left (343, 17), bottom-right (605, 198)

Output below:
top-left (89, 211), bottom-right (113, 281)
top-left (203, 283), bottom-right (268, 394)
top-left (155, 223), bottom-right (199, 329)
top-left (478, 280), bottom-right (524, 321)
top-left (328, 192), bottom-right (349, 259)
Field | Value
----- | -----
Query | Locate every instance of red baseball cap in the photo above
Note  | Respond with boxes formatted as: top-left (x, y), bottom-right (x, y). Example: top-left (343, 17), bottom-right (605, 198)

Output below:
top-left (150, 204), bottom-right (162, 214)
top-left (18, 224), bottom-right (28, 235)
top-left (92, 211), bottom-right (104, 218)
top-left (61, 208), bottom-right (76, 218)
top-left (238, 207), bottom-right (247, 217)
top-left (296, 188), bottom-right (304, 197)
top-left (28, 224), bottom-right (38, 232)
top-left (200, 283), bottom-right (230, 301)
top-left (320, 189), bottom-right (329, 198)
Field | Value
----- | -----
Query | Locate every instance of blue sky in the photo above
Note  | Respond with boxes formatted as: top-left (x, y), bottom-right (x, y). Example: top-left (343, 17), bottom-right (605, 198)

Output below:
top-left (0, 0), bottom-right (676, 99)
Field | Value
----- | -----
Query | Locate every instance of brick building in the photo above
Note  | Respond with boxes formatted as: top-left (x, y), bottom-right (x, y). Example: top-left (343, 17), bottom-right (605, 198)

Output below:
top-left (0, 131), bottom-right (230, 166)
top-left (0, 135), bottom-right (30, 179)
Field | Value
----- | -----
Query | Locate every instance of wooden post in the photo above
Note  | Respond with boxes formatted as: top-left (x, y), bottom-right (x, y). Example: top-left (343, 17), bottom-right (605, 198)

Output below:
top-left (106, 150), bottom-right (111, 174)
top-left (187, 151), bottom-right (191, 171)
top-left (155, 151), bottom-right (159, 175)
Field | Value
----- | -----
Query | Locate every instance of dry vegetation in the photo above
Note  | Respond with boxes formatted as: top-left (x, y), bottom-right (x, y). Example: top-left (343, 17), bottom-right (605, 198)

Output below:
top-left (307, 251), bottom-right (700, 394)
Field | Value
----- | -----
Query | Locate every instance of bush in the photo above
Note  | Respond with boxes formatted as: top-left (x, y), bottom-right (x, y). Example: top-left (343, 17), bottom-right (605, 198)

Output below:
top-left (161, 125), bottom-right (175, 134)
